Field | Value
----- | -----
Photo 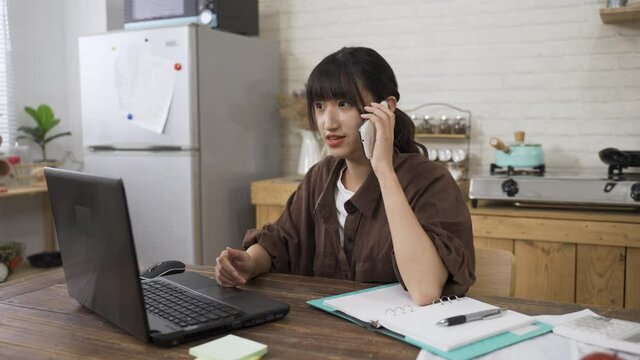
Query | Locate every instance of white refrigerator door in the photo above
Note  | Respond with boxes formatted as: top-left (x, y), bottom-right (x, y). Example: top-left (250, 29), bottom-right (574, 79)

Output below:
top-left (79, 26), bottom-right (197, 148)
top-left (83, 150), bottom-right (201, 264)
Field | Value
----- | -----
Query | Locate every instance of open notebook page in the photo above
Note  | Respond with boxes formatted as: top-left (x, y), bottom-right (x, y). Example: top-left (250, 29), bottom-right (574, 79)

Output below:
top-left (323, 284), bottom-right (412, 324)
top-left (379, 297), bottom-right (534, 352)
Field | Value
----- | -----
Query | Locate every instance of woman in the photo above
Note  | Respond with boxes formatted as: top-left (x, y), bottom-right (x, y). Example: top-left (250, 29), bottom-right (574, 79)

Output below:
top-left (214, 47), bottom-right (474, 305)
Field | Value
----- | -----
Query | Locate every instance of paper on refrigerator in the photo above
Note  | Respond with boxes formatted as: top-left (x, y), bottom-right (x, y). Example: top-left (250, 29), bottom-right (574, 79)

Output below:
top-left (114, 45), bottom-right (177, 134)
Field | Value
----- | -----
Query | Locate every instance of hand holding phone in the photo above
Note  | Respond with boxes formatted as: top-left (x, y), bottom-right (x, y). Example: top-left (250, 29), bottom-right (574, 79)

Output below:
top-left (359, 101), bottom-right (388, 159)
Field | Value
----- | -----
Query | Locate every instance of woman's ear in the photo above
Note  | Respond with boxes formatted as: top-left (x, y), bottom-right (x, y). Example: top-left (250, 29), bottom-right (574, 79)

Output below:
top-left (384, 96), bottom-right (398, 112)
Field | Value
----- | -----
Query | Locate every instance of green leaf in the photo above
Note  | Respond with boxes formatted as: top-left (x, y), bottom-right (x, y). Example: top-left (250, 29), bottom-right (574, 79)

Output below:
top-left (37, 105), bottom-right (57, 134)
top-left (17, 126), bottom-right (42, 140)
top-left (16, 135), bottom-right (33, 142)
top-left (24, 106), bottom-right (38, 122)
top-left (43, 131), bottom-right (72, 145)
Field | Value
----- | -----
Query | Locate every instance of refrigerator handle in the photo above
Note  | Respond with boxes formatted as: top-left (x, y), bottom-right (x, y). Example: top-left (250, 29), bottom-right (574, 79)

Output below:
top-left (147, 146), bottom-right (184, 152)
top-left (89, 145), bottom-right (116, 151)
top-left (88, 145), bottom-right (185, 152)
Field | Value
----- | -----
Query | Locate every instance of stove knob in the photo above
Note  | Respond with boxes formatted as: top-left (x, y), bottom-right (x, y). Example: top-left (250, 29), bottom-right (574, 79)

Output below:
top-left (631, 182), bottom-right (640, 201)
top-left (501, 179), bottom-right (519, 197)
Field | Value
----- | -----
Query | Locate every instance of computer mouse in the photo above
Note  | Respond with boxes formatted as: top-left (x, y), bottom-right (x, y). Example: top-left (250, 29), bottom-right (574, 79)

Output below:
top-left (140, 260), bottom-right (186, 279)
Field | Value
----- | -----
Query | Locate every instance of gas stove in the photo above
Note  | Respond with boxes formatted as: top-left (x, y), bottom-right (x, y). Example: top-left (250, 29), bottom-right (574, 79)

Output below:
top-left (469, 165), bottom-right (640, 210)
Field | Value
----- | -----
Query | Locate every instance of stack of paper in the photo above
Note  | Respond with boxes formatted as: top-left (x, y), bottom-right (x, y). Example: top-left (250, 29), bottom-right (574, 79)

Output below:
top-left (189, 334), bottom-right (267, 360)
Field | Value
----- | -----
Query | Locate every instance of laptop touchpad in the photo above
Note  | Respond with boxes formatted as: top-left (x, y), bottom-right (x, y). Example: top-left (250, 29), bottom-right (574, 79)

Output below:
top-left (164, 271), bottom-right (242, 299)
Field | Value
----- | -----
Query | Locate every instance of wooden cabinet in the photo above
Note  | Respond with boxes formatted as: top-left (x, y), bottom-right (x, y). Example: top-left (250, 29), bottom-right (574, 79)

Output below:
top-left (250, 178), bottom-right (640, 309)
top-left (471, 204), bottom-right (640, 309)
top-left (251, 176), bottom-right (300, 228)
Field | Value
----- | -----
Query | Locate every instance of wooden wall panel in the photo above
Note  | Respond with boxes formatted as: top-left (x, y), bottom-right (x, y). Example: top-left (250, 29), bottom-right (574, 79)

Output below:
top-left (626, 247), bottom-right (640, 310)
top-left (474, 237), bottom-right (514, 253)
top-left (576, 244), bottom-right (625, 307)
top-left (514, 240), bottom-right (576, 302)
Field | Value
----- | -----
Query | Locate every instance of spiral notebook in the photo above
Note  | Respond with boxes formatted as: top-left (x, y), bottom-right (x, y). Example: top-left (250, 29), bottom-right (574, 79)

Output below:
top-left (308, 284), bottom-right (552, 360)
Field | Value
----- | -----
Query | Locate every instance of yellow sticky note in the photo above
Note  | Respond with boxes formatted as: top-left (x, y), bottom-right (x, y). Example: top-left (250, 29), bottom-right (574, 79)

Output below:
top-left (195, 357), bottom-right (262, 360)
top-left (189, 334), bottom-right (267, 360)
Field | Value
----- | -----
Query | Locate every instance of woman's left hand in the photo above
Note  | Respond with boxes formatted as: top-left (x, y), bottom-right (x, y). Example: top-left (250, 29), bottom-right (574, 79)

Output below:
top-left (361, 102), bottom-right (395, 179)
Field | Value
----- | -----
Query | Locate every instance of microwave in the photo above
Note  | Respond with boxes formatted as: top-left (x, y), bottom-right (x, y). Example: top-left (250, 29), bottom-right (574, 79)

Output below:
top-left (124, 0), bottom-right (258, 35)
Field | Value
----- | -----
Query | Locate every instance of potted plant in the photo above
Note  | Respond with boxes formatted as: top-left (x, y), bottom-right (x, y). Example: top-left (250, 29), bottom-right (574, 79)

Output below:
top-left (17, 104), bottom-right (71, 162)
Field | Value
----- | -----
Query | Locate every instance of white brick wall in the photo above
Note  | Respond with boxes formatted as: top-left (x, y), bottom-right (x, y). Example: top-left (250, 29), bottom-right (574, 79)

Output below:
top-left (259, 0), bottom-right (640, 175)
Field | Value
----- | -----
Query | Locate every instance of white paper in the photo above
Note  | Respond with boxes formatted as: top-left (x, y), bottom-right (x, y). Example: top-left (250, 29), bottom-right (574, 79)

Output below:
top-left (417, 309), bottom-right (640, 360)
top-left (114, 45), bottom-right (177, 134)
top-left (380, 298), bottom-right (534, 352)
top-left (324, 284), bottom-right (414, 324)
top-left (114, 45), bottom-right (150, 111)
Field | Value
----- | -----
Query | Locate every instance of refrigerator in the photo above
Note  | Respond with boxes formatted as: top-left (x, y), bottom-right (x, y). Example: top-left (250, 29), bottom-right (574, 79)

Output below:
top-left (78, 25), bottom-right (281, 265)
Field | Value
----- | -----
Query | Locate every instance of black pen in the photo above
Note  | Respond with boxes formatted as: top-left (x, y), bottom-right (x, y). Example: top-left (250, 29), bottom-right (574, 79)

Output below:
top-left (436, 308), bottom-right (506, 327)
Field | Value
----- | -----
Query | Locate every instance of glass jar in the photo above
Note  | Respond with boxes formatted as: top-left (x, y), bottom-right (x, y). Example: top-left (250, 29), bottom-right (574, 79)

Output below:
top-left (439, 115), bottom-right (451, 134)
top-left (422, 115), bottom-right (432, 134)
top-left (453, 115), bottom-right (467, 135)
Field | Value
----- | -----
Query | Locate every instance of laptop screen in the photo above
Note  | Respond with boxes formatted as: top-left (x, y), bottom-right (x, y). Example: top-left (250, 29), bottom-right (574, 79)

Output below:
top-left (45, 167), bottom-right (150, 342)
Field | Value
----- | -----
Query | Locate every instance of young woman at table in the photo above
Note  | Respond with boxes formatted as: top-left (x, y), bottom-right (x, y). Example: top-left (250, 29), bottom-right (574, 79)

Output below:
top-left (214, 47), bottom-right (474, 305)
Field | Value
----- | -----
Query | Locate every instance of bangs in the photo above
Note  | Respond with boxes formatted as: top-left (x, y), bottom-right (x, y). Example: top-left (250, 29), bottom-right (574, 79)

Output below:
top-left (306, 59), bottom-right (366, 112)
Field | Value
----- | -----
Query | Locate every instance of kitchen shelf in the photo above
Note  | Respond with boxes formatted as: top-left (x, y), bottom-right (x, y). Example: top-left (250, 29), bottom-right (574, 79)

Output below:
top-left (599, 5), bottom-right (640, 24)
top-left (406, 102), bottom-right (472, 182)
top-left (415, 133), bottom-right (468, 140)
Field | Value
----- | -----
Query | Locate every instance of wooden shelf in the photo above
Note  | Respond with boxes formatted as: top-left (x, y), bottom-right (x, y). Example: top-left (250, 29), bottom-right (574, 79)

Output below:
top-left (0, 185), bottom-right (47, 198)
top-left (414, 133), bottom-right (467, 140)
top-left (600, 5), bottom-right (640, 24)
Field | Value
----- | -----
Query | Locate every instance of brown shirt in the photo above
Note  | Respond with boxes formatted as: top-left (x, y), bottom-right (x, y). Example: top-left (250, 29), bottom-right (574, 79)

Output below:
top-left (243, 153), bottom-right (476, 296)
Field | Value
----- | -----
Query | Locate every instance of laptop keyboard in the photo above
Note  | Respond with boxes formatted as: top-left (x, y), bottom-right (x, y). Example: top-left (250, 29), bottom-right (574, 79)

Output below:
top-left (142, 280), bottom-right (241, 328)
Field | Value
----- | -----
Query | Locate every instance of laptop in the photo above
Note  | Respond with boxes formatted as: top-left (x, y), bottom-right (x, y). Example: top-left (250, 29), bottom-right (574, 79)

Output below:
top-left (44, 167), bottom-right (290, 347)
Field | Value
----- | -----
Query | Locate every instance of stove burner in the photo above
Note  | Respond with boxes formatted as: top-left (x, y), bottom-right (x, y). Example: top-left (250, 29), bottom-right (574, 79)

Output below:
top-left (608, 164), bottom-right (640, 181)
top-left (490, 163), bottom-right (545, 176)
top-left (600, 148), bottom-right (640, 180)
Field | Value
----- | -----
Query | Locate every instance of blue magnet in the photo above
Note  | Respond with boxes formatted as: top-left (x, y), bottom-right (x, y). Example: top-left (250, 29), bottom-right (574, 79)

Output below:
top-left (127, 113), bottom-right (133, 120)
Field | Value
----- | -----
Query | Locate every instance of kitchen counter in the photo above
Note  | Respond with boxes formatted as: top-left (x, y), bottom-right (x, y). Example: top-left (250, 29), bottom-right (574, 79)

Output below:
top-left (250, 177), bottom-right (640, 309)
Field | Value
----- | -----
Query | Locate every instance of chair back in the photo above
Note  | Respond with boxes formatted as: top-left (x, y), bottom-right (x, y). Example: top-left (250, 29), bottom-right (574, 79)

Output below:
top-left (468, 247), bottom-right (515, 297)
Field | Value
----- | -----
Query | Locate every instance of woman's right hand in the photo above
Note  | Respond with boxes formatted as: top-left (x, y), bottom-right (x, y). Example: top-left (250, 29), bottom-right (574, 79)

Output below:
top-left (214, 247), bottom-right (255, 287)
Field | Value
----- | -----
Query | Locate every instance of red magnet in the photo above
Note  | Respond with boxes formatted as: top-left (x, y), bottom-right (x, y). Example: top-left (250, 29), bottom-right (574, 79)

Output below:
top-left (174, 63), bottom-right (182, 71)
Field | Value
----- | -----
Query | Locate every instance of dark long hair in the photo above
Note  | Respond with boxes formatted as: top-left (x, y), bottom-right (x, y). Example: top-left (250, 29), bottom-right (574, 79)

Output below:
top-left (305, 47), bottom-right (426, 155)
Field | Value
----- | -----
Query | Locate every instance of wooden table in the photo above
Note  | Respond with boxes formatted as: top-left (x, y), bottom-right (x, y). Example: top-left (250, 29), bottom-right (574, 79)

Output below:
top-left (0, 185), bottom-right (56, 253)
top-left (2, 268), bottom-right (640, 359)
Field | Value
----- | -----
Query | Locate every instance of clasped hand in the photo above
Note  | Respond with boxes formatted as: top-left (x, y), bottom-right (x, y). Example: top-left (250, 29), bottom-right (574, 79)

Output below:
top-left (214, 247), bottom-right (255, 287)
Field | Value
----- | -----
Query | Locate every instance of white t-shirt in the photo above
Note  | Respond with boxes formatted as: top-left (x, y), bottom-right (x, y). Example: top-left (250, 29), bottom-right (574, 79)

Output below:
top-left (335, 166), bottom-right (354, 248)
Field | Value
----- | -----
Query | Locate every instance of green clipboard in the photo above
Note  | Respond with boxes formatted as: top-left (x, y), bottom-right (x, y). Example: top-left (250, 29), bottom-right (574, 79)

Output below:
top-left (306, 284), bottom-right (552, 360)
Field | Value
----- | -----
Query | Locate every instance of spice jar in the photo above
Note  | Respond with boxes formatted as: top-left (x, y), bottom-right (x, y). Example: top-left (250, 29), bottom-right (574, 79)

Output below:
top-left (439, 115), bottom-right (451, 134)
top-left (453, 115), bottom-right (467, 135)
top-left (413, 114), bottom-right (429, 133)
top-left (423, 115), bottom-right (432, 133)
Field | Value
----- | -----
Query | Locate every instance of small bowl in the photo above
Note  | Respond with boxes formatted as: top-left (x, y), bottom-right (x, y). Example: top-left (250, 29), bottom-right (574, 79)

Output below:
top-left (427, 149), bottom-right (438, 161)
top-left (28, 251), bottom-right (62, 268)
top-left (438, 149), bottom-right (452, 162)
top-left (452, 149), bottom-right (467, 163)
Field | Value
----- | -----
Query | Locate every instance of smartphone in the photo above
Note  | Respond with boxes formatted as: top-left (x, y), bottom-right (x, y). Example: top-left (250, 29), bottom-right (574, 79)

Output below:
top-left (359, 101), bottom-right (388, 159)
